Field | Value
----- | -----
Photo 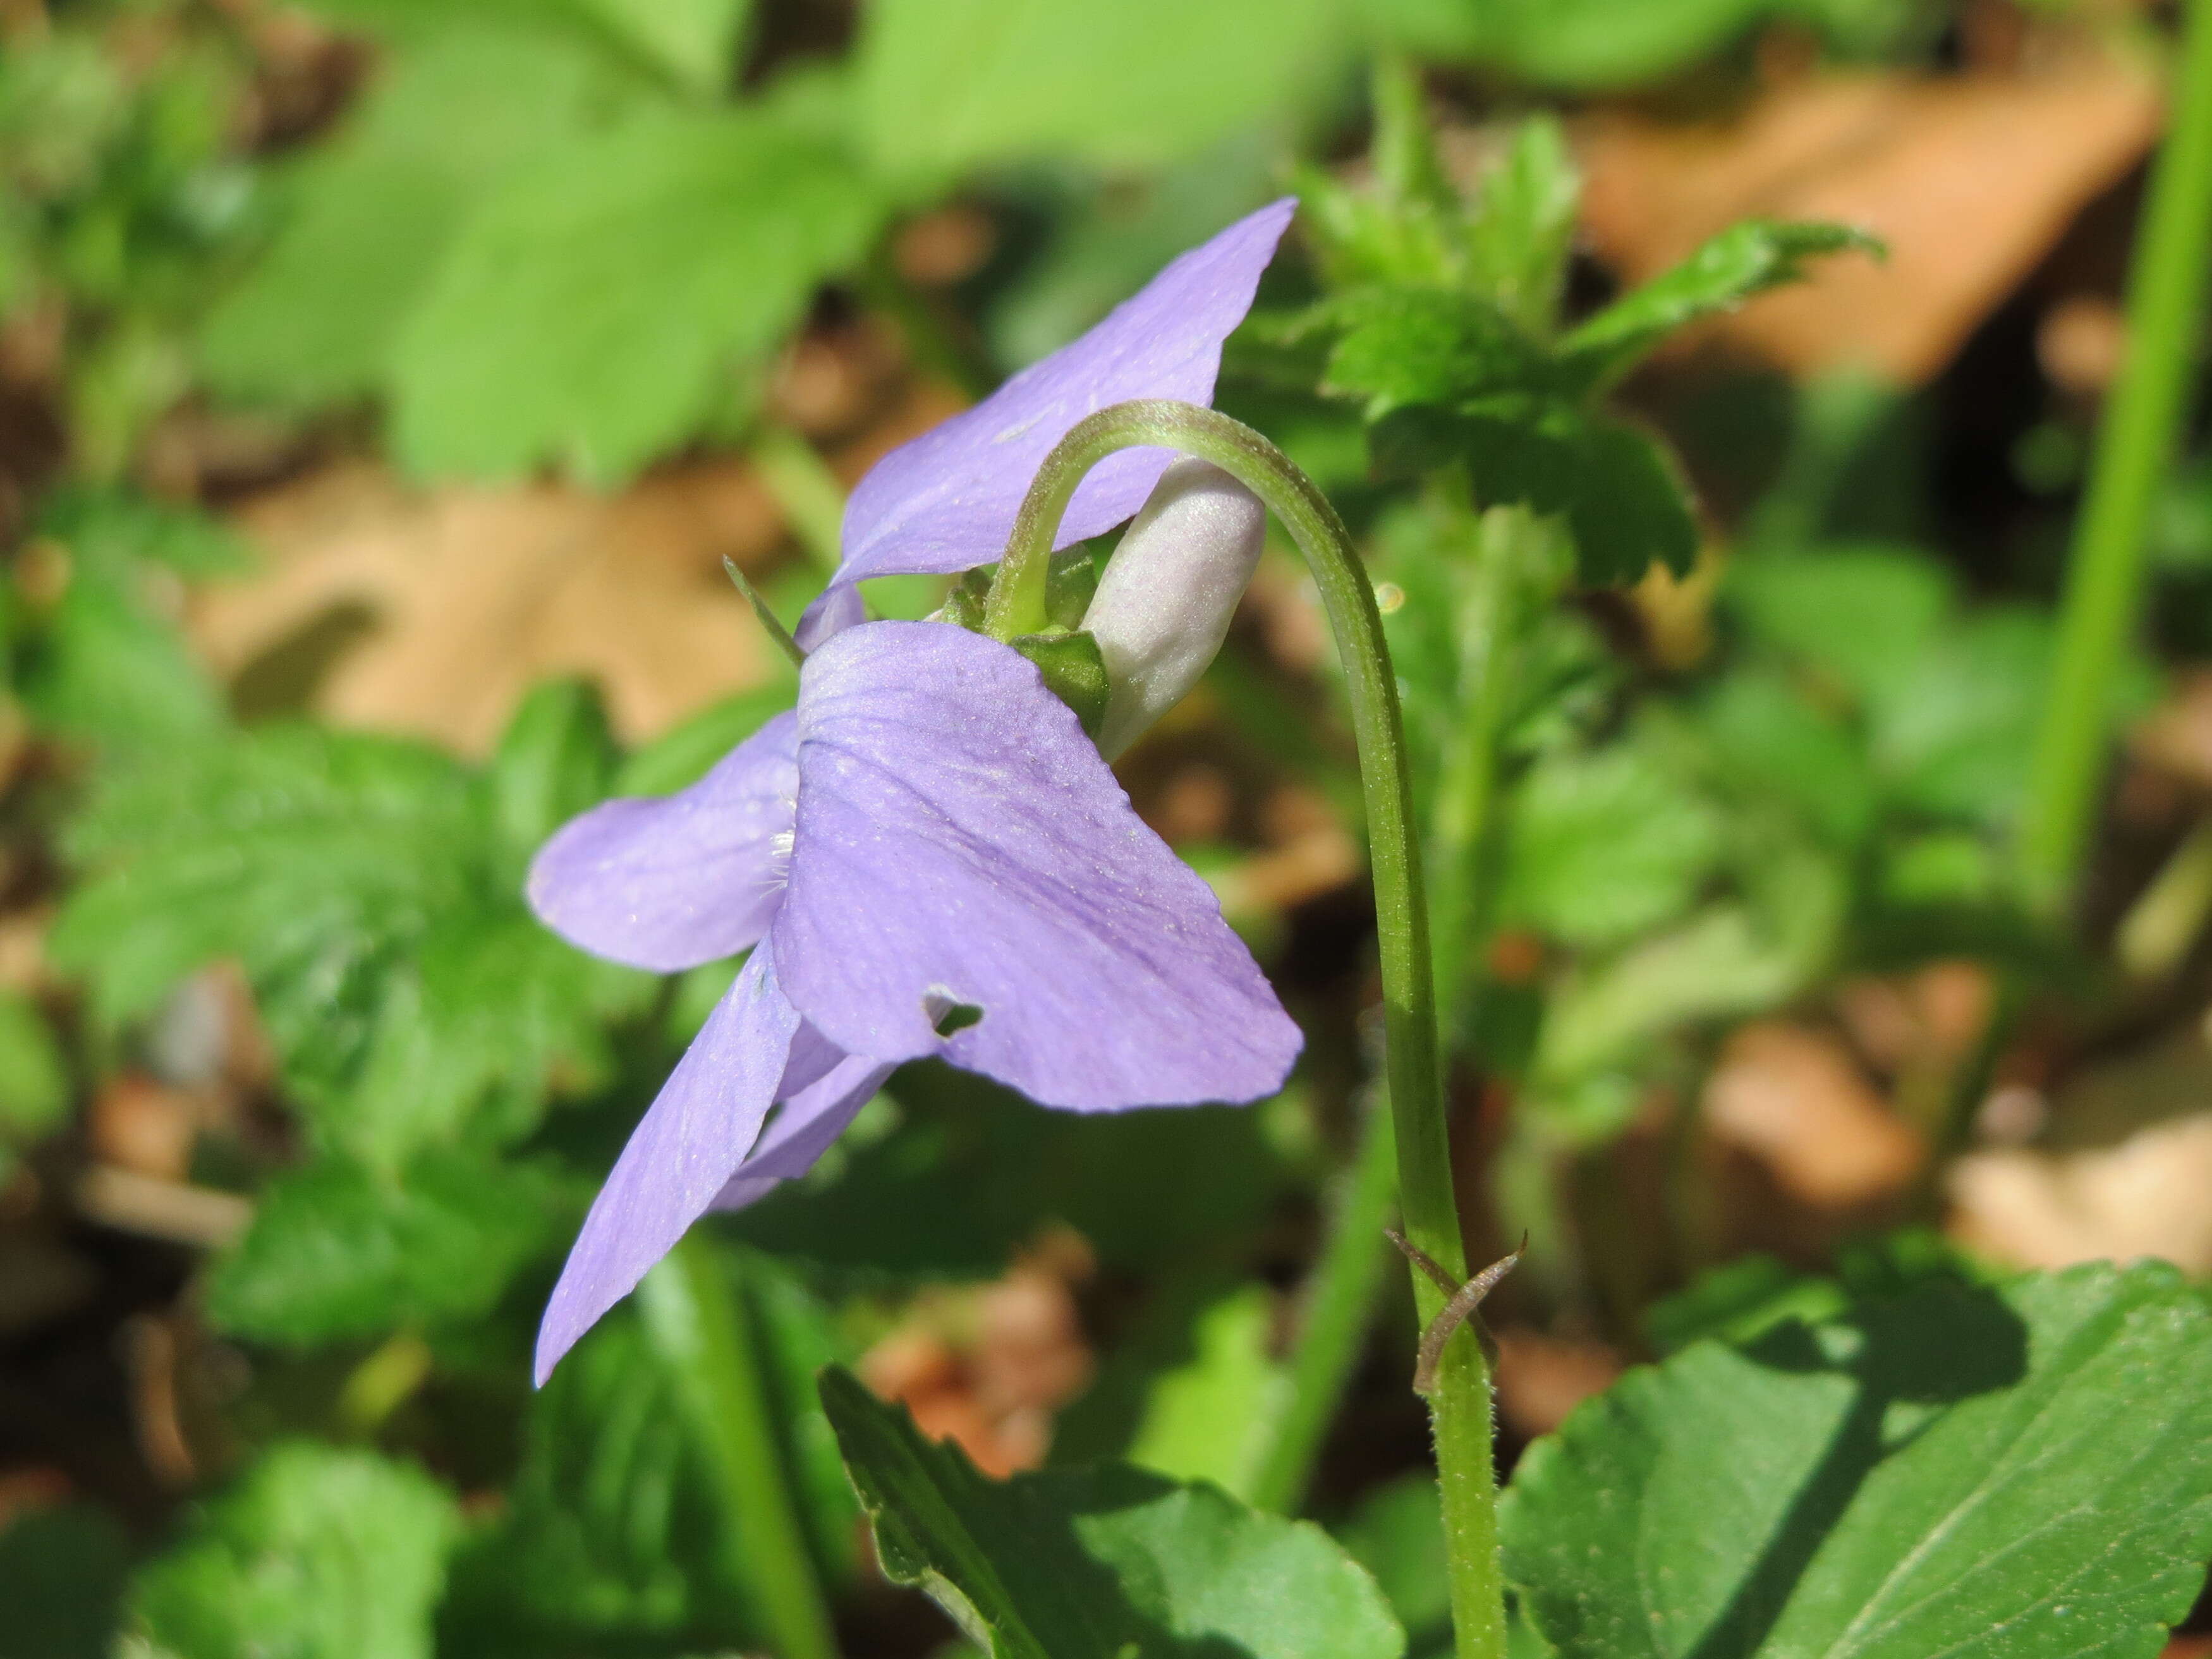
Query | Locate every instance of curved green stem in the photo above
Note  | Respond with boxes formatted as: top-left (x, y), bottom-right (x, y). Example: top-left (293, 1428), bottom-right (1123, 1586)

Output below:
top-left (988, 400), bottom-right (1505, 1659)
top-left (2020, 0), bottom-right (2212, 913)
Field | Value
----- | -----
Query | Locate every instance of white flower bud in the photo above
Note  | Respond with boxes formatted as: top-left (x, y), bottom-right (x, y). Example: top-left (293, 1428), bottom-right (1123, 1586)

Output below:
top-left (1081, 458), bottom-right (1266, 759)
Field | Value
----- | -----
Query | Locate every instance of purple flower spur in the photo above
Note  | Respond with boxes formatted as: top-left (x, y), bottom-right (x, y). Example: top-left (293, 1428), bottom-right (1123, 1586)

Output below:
top-left (526, 200), bottom-right (1302, 1382)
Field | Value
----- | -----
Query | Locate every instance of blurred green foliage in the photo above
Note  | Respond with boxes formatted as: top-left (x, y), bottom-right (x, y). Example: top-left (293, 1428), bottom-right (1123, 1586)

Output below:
top-left (0, 1), bottom-right (2204, 1656)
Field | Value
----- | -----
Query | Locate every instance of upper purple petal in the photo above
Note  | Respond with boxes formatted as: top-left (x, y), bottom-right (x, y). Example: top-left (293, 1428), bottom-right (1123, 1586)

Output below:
top-left (771, 620), bottom-right (1303, 1111)
top-left (828, 198), bottom-right (1294, 592)
top-left (535, 942), bottom-right (799, 1383)
top-left (527, 712), bottom-right (797, 973)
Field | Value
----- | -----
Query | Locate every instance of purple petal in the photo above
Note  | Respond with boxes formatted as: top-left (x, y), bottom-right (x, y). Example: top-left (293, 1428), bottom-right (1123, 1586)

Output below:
top-left (825, 199), bottom-right (1294, 594)
top-left (708, 1051), bottom-right (894, 1214)
top-left (793, 580), bottom-right (866, 655)
top-left (535, 945), bottom-right (798, 1383)
top-left (528, 712), bottom-right (797, 973)
top-left (772, 621), bottom-right (1303, 1111)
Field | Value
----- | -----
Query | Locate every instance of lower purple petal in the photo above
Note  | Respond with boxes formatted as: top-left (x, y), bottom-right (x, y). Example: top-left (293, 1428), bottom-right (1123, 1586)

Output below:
top-left (528, 712), bottom-right (798, 973)
top-left (774, 621), bottom-right (1303, 1111)
top-left (535, 944), bottom-right (798, 1383)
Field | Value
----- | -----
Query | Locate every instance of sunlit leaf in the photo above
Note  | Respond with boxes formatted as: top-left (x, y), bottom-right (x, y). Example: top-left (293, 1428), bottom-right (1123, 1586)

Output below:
top-left (1503, 1263), bottom-right (2212, 1659)
top-left (821, 1367), bottom-right (1404, 1659)
top-left (392, 109), bottom-right (880, 483)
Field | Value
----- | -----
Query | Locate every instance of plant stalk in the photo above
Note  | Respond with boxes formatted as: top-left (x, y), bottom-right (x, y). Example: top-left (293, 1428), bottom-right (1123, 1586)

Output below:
top-left (1248, 1092), bottom-right (1399, 1514)
top-left (2019, 0), bottom-right (2212, 913)
top-left (988, 400), bottom-right (1506, 1659)
top-left (640, 1239), bottom-right (840, 1659)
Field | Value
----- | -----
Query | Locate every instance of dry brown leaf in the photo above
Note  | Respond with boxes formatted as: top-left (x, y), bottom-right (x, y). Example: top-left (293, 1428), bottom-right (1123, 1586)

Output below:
top-left (89, 1073), bottom-right (197, 1182)
top-left (1493, 1328), bottom-right (1621, 1439)
top-left (1578, 51), bottom-right (2162, 382)
top-left (2132, 666), bottom-right (2212, 789)
top-left (1705, 1021), bottom-right (1927, 1206)
top-left (857, 1238), bottom-right (1094, 1478)
top-left (1948, 1110), bottom-right (2212, 1273)
top-left (194, 459), bottom-right (791, 753)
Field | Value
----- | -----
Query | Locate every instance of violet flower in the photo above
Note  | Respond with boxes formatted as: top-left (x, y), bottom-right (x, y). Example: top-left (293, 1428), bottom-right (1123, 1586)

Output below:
top-left (527, 200), bottom-right (1301, 1382)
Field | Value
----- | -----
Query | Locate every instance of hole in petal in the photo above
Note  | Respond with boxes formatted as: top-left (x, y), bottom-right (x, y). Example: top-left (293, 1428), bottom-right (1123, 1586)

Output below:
top-left (924, 988), bottom-right (985, 1037)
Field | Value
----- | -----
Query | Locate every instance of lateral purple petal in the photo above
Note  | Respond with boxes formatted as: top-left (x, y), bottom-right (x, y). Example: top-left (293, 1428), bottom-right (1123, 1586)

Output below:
top-left (534, 944), bottom-right (799, 1383)
top-left (827, 198), bottom-right (1294, 592)
top-left (772, 621), bottom-right (1303, 1111)
top-left (709, 1051), bottom-right (894, 1214)
top-left (527, 712), bottom-right (797, 973)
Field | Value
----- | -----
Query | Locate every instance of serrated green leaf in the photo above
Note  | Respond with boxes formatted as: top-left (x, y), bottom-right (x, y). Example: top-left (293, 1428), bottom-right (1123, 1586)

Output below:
top-left (0, 1504), bottom-right (130, 1659)
top-left (207, 1148), bottom-right (568, 1345)
top-left (1559, 221), bottom-right (1880, 390)
top-left (856, 0), bottom-right (1342, 183)
top-left (51, 724), bottom-right (648, 1164)
top-left (820, 1366), bottom-right (1404, 1659)
top-left (0, 988), bottom-right (68, 1144)
top-left (200, 20), bottom-right (655, 407)
top-left (1501, 739), bottom-right (1725, 949)
top-left (1376, 401), bottom-right (1699, 582)
top-left (127, 1442), bottom-right (459, 1659)
top-left (391, 109), bottom-right (880, 483)
top-left (1316, 287), bottom-right (1557, 416)
top-left (1465, 115), bottom-right (1580, 336)
top-left (1502, 1263), bottom-right (2212, 1659)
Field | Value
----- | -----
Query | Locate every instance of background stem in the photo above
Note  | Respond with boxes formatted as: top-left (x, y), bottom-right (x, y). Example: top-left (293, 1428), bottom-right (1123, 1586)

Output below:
top-left (640, 1239), bottom-right (840, 1659)
top-left (1249, 1094), bottom-right (1398, 1514)
top-left (990, 400), bottom-right (1508, 1659)
top-left (2019, 0), bottom-right (2212, 913)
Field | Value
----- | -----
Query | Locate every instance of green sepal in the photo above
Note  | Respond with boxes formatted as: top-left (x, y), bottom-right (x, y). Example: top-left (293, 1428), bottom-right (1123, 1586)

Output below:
top-left (1010, 628), bottom-right (1110, 738)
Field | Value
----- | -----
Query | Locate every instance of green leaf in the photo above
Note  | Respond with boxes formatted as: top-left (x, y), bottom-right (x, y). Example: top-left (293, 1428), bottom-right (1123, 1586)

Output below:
top-left (856, 0), bottom-right (1343, 183)
top-left (200, 20), bottom-right (655, 407)
top-left (1378, 401), bottom-right (1699, 583)
top-left (1502, 1263), bottom-right (2212, 1659)
top-left (0, 988), bottom-right (67, 1144)
top-left (51, 726), bottom-right (648, 1164)
top-left (1501, 739), bottom-right (1725, 949)
top-left (1559, 221), bottom-right (1881, 391)
top-left (0, 1504), bottom-right (130, 1659)
top-left (820, 1366), bottom-right (1405, 1659)
top-left (1315, 288), bottom-right (1558, 416)
top-left (207, 1147), bottom-right (567, 1345)
top-left (490, 677), bottom-right (619, 856)
top-left (1727, 544), bottom-right (1956, 703)
top-left (1463, 0), bottom-right (1776, 90)
top-left (1337, 1475), bottom-right (1452, 1650)
top-left (443, 1316), bottom-right (727, 1646)
top-left (128, 1442), bottom-right (459, 1659)
top-left (1120, 1283), bottom-right (1291, 1499)
top-left (391, 109), bottom-right (880, 484)
top-left (1464, 115), bottom-right (1581, 336)
top-left (572, 0), bottom-right (751, 93)
top-left (1694, 670), bottom-right (1876, 851)
top-left (1533, 844), bottom-right (1845, 1087)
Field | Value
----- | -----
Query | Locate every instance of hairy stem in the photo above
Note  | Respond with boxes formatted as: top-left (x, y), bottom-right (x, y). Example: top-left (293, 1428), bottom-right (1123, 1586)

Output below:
top-left (641, 1240), bottom-right (840, 1659)
top-left (988, 400), bottom-right (1505, 1659)
top-left (2020, 0), bottom-right (2212, 912)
